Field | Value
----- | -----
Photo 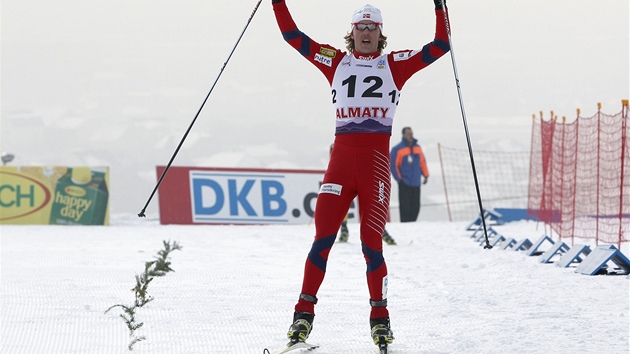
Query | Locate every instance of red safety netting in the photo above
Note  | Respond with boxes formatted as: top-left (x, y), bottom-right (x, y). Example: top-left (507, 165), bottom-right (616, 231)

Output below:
top-left (527, 101), bottom-right (630, 247)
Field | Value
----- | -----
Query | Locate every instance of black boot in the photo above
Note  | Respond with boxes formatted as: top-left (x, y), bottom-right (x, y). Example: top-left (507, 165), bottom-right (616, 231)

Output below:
top-left (287, 312), bottom-right (314, 343)
top-left (370, 317), bottom-right (394, 345)
top-left (382, 229), bottom-right (397, 245)
top-left (339, 221), bottom-right (349, 242)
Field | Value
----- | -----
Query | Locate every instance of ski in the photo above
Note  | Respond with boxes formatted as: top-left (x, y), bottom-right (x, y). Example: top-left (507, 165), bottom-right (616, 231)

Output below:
top-left (379, 343), bottom-right (388, 354)
top-left (263, 341), bottom-right (320, 354)
top-left (399, 239), bottom-right (414, 246)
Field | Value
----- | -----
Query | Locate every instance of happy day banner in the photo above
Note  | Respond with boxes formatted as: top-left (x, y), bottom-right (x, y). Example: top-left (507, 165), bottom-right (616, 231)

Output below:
top-left (0, 166), bottom-right (110, 225)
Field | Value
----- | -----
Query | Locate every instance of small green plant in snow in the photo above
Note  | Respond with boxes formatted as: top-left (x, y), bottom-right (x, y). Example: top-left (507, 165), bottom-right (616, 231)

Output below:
top-left (105, 240), bottom-right (182, 351)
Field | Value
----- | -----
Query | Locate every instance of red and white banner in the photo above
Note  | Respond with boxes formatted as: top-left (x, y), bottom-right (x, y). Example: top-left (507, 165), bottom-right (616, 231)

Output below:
top-left (156, 166), bottom-right (344, 225)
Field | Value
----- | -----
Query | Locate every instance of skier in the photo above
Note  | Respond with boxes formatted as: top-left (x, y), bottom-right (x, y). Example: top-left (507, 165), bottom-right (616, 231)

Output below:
top-left (271, 0), bottom-right (450, 349)
top-left (338, 214), bottom-right (397, 245)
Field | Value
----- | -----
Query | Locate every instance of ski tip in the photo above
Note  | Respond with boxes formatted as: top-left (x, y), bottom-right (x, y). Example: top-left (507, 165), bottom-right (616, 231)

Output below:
top-left (265, 341), bottom-right (319, 354)
top-left (379, 344), bottom-right (388, 354)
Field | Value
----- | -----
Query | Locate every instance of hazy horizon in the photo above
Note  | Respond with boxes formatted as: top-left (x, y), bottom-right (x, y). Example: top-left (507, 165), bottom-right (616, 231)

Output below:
top-left (2, 0), bottom-right (628, 218)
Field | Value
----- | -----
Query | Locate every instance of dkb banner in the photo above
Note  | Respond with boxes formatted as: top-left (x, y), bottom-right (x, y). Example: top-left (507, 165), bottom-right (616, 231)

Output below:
top-left (0, 166), bottom-right (110, 225)
top-left (156, 166), bottom-right (329, 225)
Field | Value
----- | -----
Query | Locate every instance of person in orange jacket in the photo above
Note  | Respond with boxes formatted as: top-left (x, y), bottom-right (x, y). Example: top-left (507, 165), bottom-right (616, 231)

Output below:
top-left (390, 127), bottom-right (429, 222)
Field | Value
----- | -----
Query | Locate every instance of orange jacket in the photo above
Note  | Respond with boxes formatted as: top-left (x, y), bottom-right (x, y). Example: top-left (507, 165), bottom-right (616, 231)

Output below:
top-left (390, 138), bottom-right (428, 187)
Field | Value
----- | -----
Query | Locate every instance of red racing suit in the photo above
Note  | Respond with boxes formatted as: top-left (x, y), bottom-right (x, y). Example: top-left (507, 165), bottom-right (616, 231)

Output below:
top-left (272, 0), bottom-right (449, 319)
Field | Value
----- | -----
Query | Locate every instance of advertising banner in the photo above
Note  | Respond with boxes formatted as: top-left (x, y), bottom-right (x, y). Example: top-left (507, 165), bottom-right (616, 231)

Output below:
top-left (0, 166), bottom-right (110, 225)
top-left (157, 166), bottom-right (348, 225)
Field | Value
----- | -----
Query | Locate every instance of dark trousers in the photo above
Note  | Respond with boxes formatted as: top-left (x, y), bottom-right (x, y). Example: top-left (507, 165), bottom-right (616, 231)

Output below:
top-left (398, 181), bottom-right (420, 222)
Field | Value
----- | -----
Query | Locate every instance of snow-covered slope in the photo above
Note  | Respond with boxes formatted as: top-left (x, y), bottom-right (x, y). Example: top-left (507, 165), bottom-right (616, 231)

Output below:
top-left (1, 217), bottom-right (628, 353)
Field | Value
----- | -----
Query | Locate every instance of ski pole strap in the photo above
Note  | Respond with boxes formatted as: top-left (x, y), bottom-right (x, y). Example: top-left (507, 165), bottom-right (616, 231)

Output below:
top-left (370, 299), bottom-right (388, 307)
top-left (300, 293), bottom-right (318, 304)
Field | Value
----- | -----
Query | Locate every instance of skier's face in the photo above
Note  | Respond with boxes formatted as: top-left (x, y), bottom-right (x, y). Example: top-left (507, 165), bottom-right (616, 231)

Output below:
top-left (351, 21), bottom-right (381, 54)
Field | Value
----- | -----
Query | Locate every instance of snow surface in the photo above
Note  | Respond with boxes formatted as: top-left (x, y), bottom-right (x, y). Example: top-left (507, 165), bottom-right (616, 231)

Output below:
top-left (1, 216), bottom-right (629, 354)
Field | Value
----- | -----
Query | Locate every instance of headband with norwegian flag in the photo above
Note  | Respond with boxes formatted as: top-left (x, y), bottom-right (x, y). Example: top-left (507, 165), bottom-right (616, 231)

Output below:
top-left (351, 4), bottom-right (383, 25)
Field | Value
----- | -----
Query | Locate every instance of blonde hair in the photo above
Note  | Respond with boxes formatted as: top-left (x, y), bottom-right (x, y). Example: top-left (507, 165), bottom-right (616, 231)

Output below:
top-left (344, 31), bottom-right (388, 54)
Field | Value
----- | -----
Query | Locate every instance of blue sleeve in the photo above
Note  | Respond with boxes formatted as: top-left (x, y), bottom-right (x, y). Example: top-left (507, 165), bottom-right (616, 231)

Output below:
top-left (390, 144), bottom-right (400, 182)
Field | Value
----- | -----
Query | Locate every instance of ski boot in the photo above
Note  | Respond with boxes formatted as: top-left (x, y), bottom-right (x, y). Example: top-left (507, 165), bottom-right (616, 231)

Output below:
top-left (287, 312), bottom-right (314, 343)
top-left (370, 317), bottom-right (394, 351)
top-left (338, 221), bottom-right (349, 242)
top-left (382, 229), bottom-right (397, 245)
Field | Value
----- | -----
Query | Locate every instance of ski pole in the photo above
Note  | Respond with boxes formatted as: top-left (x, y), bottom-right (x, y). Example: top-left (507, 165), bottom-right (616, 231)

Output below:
top-left (439, 0), bottom-right (492, 249)
top-left (138, 0), bottom-right (263, 218)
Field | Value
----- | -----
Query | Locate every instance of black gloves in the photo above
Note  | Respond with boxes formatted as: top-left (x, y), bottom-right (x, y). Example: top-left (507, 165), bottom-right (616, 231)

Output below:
top-left (434, 0), bottom-right (445, 10)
